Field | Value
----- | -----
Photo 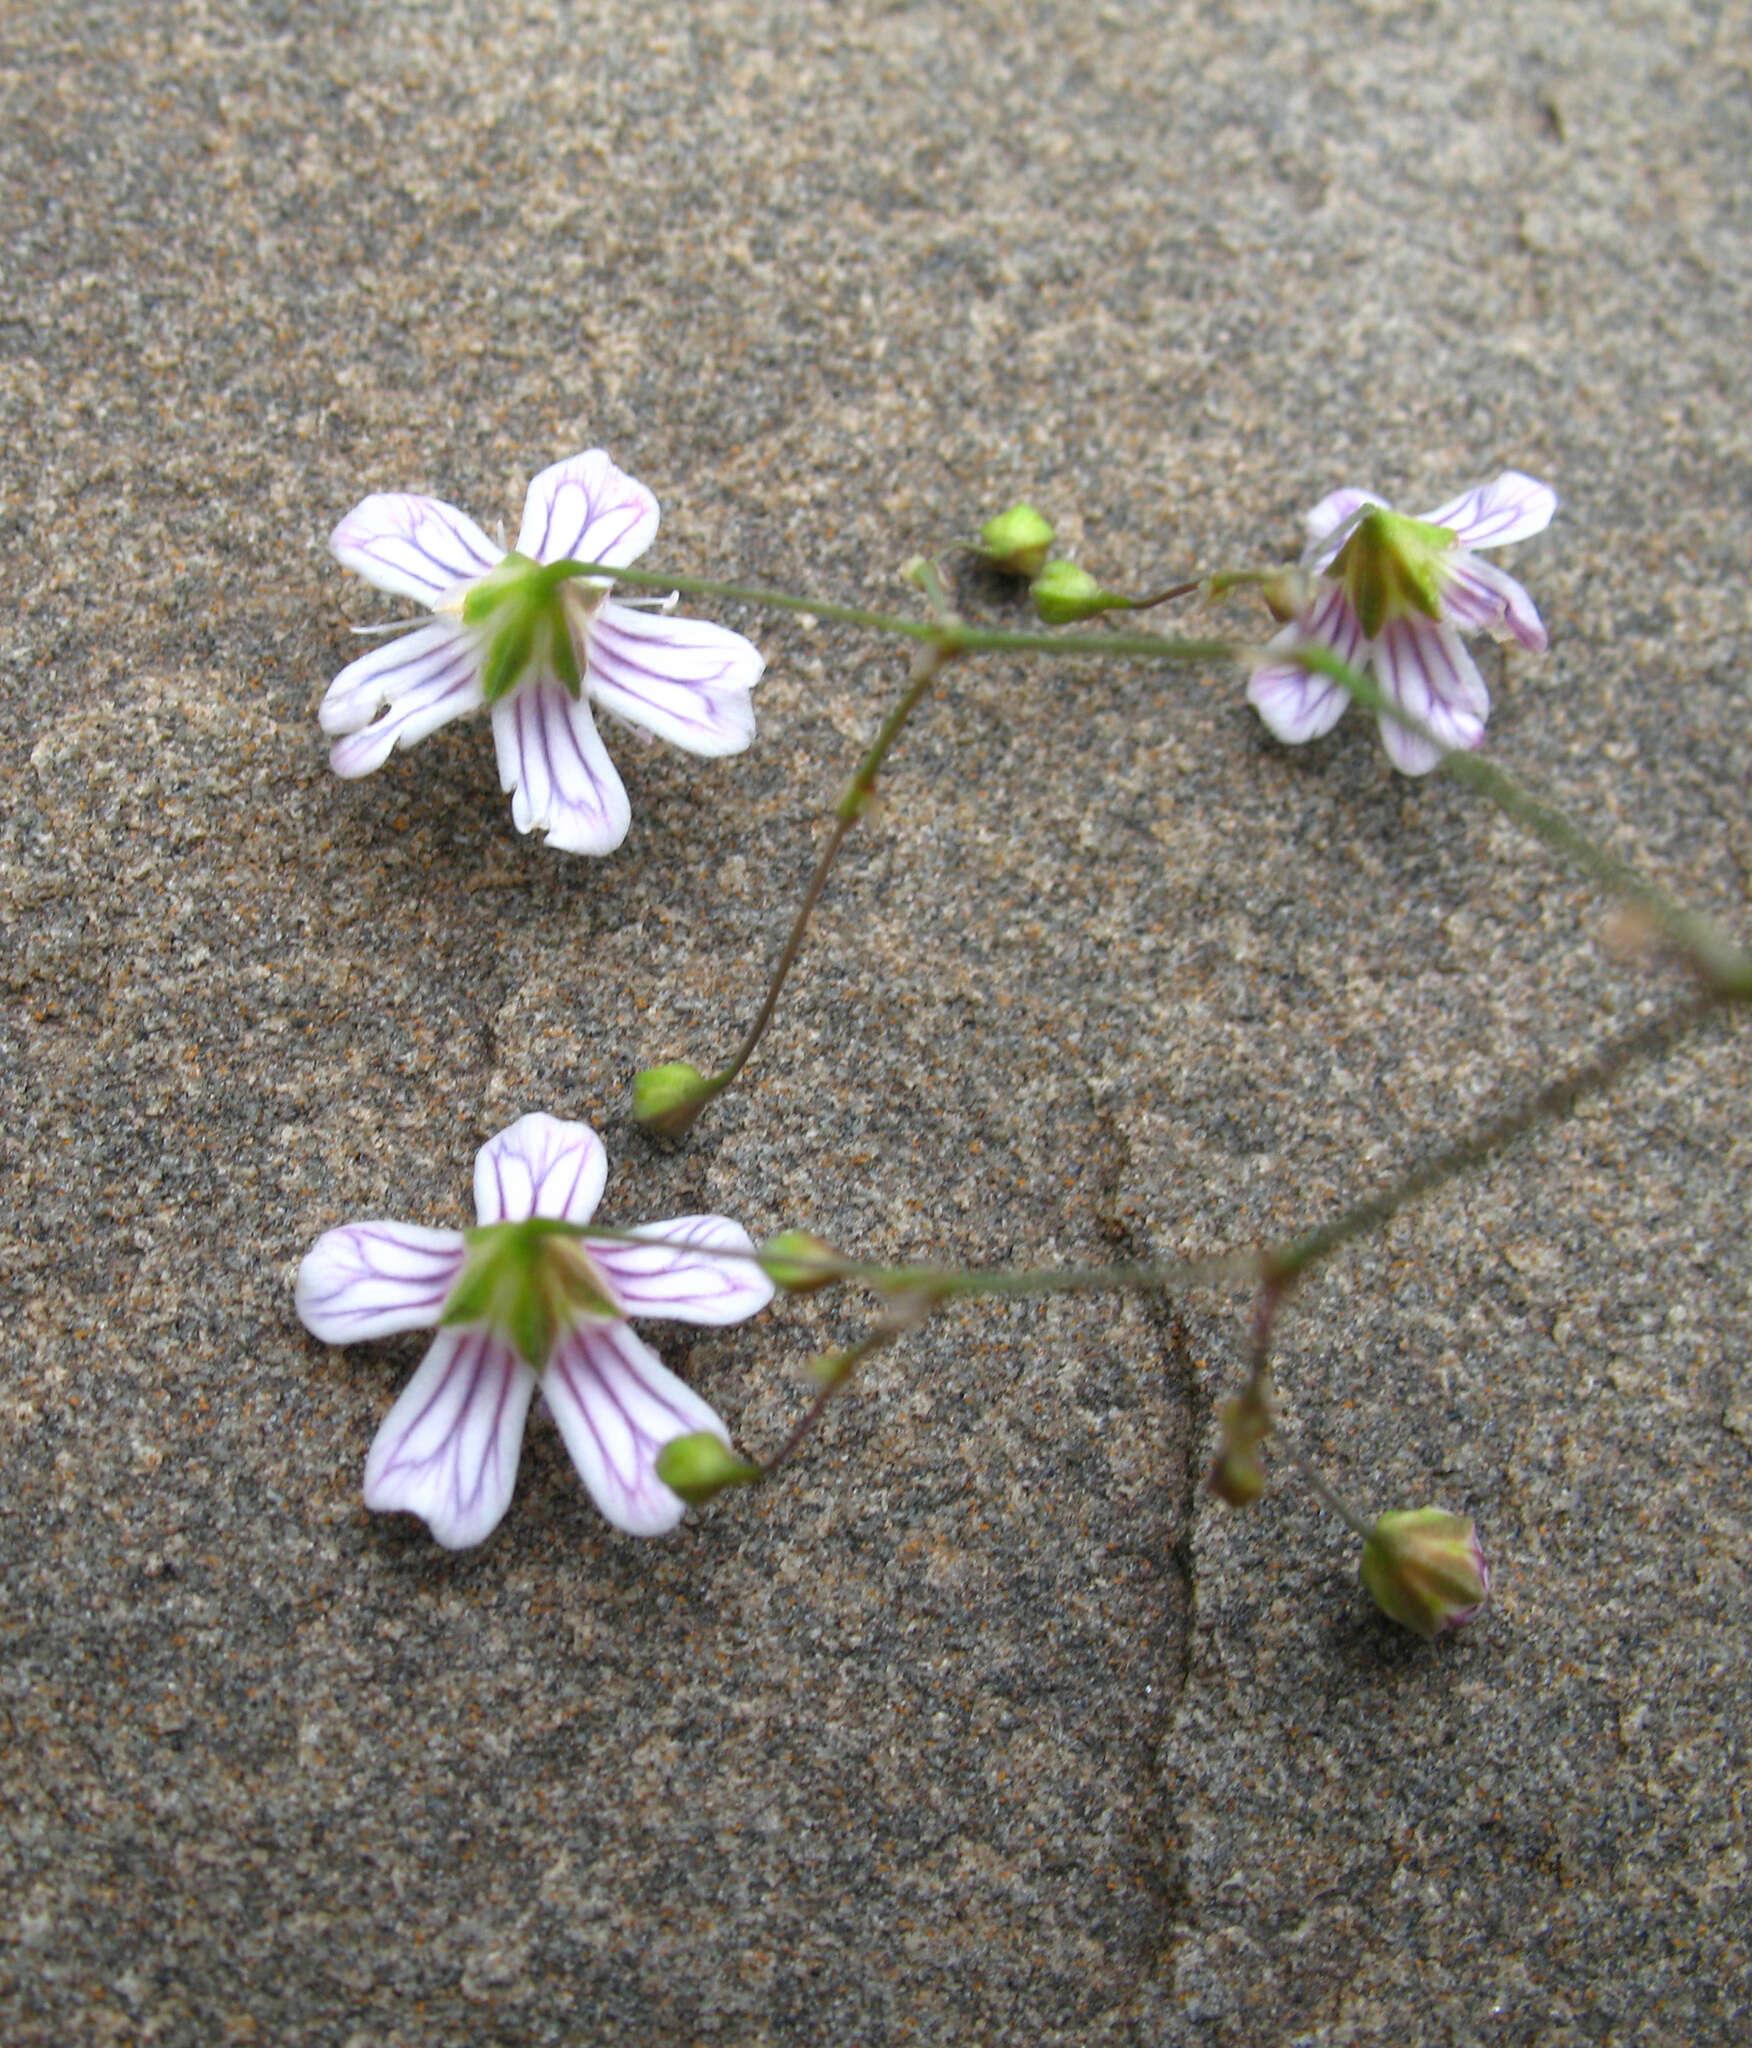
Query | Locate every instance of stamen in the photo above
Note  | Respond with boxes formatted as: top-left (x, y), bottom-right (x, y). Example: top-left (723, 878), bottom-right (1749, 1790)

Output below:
top-left (349, 616), bottom-right (429, 638)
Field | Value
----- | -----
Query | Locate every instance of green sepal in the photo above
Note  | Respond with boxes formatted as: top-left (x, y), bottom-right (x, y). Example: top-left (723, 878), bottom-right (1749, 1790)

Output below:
top-left (1333, 509), bottom-right (1456, 638)
top-left (460, 550), bottom-right (591, 704)
top-left (440, 1217), bottom-right (617, 1368)
top-left (655, 1432), bottom-right (763, 1505)
top-left (460, 551), bottom-right (541, 626)
top-left (549, 608), bottom-right (583, 697)
top-left (481, 616), bottom-right (538, 703)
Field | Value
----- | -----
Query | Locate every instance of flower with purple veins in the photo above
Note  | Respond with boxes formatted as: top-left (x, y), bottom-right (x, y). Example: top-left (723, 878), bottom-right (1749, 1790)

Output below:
top-left (1246, 470), bottom-right (1557, 775)
top-left (295, 1113), bottom-right (774, 1547)
top-left (322, 451), bottom-right (764, 853)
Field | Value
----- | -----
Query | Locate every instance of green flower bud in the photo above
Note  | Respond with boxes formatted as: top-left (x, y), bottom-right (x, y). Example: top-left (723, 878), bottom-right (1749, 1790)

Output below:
top-left (632, 1060), bottom-right (720, 1137)
top-left (807, 1348), bottom-right (858, 1389)
top-left (655, 1431), bottom-right (763, 1505)
top-left (1208, 1445), bottom-right (1267, 1507)
top-left (759, 1230), bottom-right (844, 1294)
top-left (1360, 1508), bottom-right (1491, 1641)
top-left (978, 502), bottom-right (1056, 580)
top-left (1030, 559), bottom-right (1131, 625)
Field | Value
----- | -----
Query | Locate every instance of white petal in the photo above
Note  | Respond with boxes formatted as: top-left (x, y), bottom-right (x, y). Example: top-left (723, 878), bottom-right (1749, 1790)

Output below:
top-left (515, 451), bottom-right (659, 570)
top-left (473, 1113), bottom-right (608, 1227)
top-left (1419, 471), bottom-right (1556, 552)
top-left (296, 1221), bottom-right (466, 1343)
top-left (1245, 583), bottom-right (1366, 744)
top-left (320, 623), bottom-right (486, 777)
top-left (331, 492), bottom-right (503, 608)
top-left (586, 603), bottom-right (763, 757)
top-left (1302, 486), bottom-right (1385, 569)
top-left (363, 1328), bottom-right (537, 1549)
top-left (541, 1321), bottom-right (730, 1537)
top-left (1439, 554), bottom-right (1549, 652)
top-left (491, 675), bottom-right (633, 855)
top-left (1373, 617), bottom-right (1491, 776)
top-left (587, 1216), bottom-right (776, 1326)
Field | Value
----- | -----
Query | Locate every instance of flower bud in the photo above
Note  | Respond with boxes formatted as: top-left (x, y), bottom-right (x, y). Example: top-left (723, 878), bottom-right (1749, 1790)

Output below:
top-left (1208, 1444), bottom-right (1267, 1507)
top-left (759, 1230), bottom-right (844, 1294)
top-left (978, 502), bottom-right (1055, 580)
top-left (1260, 567), bottom-right (1310, 623)
top-left (1360, 1508), bottom-right (1490, 1641)
top-left (1028, 561), bottom-right (1139, 622)
top-left (1030, 560), bottom-right (1131, 625)
top-left (632, 1060), bottom-right (719, 1136)
top-left (1205, 1385), bottom-right (1272, 1507)
top-left (655, 1432), bottom-right (762, 1505)
top-left (807, 1347), bottom-right (858, 1389)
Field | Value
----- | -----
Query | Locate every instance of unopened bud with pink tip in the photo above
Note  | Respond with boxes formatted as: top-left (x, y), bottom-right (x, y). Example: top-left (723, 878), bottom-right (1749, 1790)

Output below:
top-left (1360, 1508), bottom-right (1490, 1640)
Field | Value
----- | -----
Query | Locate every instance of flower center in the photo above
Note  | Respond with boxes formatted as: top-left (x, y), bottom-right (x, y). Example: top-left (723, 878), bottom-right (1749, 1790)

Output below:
top-left (439, 1217), bottom-right (620, 1368)
top-left (458, 552), bottom-right (609, 704)
top-left (1331, 508), bottom-right (1457, 640)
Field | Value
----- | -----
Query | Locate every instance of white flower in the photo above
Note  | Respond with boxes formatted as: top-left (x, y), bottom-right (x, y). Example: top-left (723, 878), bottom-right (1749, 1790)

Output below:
top-left (1246, 471), bottom-right (1557, 775)
top-left (295, 1113), bottom-right (774, 1547)
top-left (322, 451), bottom-right (764, 853)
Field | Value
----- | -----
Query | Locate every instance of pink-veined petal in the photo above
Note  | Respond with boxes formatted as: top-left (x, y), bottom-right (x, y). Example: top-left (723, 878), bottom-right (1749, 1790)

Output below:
top-left (586, 603), bottom-right (763, 757)
top-left (321, 622), bottom-right (482, 736)
top-left (515, 451), bottom-right (660, 570)
top-left (1373, 616), bottom-right (1491, 776)
top-left (363, 1328), bottom-right (537, 1549)
top-left (296, 1221), bottom-right (466, 1344)
top-left (541, 1321), bottom-right (729, 1537)
top-left (1438, 554), bottom-right (1549, 652)
top-left (587, 1216), bottom-right (775, 1326)
top-left (1302, 487), bottom-right (1385, 569)
top-left (331, 492), bottom-right (503, 608)
top-left (320, 623), bottom-right (486, 778)
top-left (491, 675), bottom-right (632, 855)
top-left (1245, 583), bottom-right (1367, 744)
top-left (473, 1113), bottom-right (608, 1228)
top-left (1418, 471), bottom-right (1556, 552)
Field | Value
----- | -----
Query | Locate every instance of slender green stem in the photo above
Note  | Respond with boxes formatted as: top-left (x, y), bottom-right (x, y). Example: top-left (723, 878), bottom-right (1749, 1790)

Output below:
top-left (572, 558), bottom-right (1236, 664)
top-left (700, 638), bottom-right (957, 1107)
top-left (1120, 579), bottom-right (1205, 611)
top-left (601, 989), bottom-right (1735, 1305)
top-left (708, 811), bottom-right (855, 1101)
top-left (1269, 987), bottom-right (1726, 1282)
top-left (1276, 1434), bottom-right (1376, 1542)
top-left (1289, 642), bottom-right (1752, 996)
top-left (595, 557), bottom-right (1750, 992)
top-left (758, 1323), bottom-right (898, 1478)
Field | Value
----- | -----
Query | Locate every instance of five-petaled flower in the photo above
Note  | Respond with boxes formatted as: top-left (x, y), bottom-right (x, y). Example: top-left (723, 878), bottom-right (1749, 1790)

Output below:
top-left (295, 1113), bottom-right (773, 1547)
top-left (1247, 471), bottom-right (1557, 775)
top-left (322, 451), bottom-right (764, 853)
